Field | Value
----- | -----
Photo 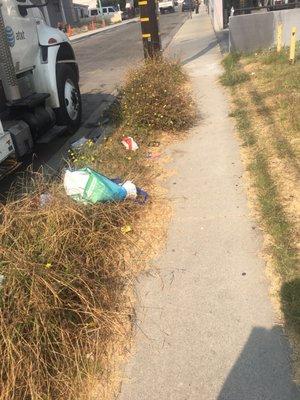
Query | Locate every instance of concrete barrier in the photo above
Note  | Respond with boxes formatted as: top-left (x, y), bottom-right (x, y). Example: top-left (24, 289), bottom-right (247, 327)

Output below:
top-left (229, 9), bottom-right (300, 52)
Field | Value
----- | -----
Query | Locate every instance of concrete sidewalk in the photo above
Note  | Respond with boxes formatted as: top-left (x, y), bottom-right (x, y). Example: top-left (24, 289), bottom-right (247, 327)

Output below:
top-left (119, 9), bottom-right (300, 400)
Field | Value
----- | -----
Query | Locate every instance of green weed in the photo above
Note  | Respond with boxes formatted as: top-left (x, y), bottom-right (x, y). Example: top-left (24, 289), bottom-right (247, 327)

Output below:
top-left (220, 53), bottom-right (250, 86)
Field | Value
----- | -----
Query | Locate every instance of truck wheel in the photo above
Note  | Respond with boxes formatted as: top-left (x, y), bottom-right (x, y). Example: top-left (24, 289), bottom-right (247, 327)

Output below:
top-left (55, 64), bottom-right (82, 134)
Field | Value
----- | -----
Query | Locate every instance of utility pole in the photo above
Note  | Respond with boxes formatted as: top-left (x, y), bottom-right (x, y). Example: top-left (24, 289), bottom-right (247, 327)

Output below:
top-left (97, 0), bottom-right (103, 14)
top-left (139, 0), bottom-right (161, 58)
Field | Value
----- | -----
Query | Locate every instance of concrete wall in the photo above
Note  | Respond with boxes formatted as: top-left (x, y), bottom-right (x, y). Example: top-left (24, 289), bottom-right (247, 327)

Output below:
top-left (276, 9), bottom-right (300, 44)
top-left (229, 9), bottom-right (300, 52)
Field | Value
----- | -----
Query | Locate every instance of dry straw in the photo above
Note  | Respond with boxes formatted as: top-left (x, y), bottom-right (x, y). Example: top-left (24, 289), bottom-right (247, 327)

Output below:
top-left (0, 56), bottom-right (194, 399)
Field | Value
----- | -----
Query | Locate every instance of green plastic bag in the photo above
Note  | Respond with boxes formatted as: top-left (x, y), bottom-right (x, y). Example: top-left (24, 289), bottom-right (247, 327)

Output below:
top-left (64, 168), bottom-right (127, 204)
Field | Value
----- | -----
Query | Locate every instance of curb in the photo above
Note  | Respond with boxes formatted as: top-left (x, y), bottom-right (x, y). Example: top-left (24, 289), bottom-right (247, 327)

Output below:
top-left (70, 18), bottom-right (139, 43)
top-left (44, 90), bottom-right (118, 177)
top-left (162, 13), bottom-right (189, 50)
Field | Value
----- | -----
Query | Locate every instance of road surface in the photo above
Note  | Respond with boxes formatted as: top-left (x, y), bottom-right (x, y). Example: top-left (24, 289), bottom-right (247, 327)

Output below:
top-left (73, 12), bottom-right (187, 122)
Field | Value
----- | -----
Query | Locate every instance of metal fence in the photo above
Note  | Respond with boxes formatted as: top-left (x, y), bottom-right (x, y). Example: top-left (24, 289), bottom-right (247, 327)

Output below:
top-left (233, 1), bottom-right (300, 15)
top-left (223, 1), bottom-right (300, 27)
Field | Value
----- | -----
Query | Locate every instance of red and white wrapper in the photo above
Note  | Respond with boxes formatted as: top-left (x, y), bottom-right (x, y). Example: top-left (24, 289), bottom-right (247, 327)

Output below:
top-left (121, 136), bottom-right (139, 151)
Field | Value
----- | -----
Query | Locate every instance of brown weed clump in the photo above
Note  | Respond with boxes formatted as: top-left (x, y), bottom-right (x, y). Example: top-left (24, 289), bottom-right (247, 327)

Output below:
top-left (120, 57), bottom-right (196, 132)
top-left (0, 179), bottom-right (139, 400)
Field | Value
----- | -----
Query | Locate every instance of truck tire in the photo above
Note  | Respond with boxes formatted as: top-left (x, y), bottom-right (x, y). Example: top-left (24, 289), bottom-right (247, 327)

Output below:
top-left (55, 63), bottom-right (82, 134)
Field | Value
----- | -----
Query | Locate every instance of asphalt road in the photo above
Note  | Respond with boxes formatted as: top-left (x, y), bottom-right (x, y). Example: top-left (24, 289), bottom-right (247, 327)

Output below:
top-left (73, 12), bottom-right (187, 122)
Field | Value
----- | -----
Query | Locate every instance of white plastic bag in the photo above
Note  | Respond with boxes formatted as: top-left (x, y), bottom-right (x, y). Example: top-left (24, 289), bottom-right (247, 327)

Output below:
top-left (122, 180), bottom-right (137, 199)
top-left (63, 168), bottom-right (127, 204)
top-left (64, 170), bottom-right (90, 199)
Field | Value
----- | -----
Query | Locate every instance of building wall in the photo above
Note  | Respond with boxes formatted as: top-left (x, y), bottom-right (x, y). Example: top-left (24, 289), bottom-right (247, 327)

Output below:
top-left (229, 9), bottom-right (300, 52)
top-left (46, 0), bottom-right (75, 26)
top-left (71, 0), bottom-right (97, 7)
top-left (73, 4), bottom-right (89, 21)
top-left (208, 0), bottom-right (224, 31)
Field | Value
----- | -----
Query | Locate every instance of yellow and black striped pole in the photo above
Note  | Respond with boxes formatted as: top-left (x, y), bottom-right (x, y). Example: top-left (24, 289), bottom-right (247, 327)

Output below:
top-left (289, 27), bottom-right (297, 64)
top-left (139, 0), bottom-right (161, 58)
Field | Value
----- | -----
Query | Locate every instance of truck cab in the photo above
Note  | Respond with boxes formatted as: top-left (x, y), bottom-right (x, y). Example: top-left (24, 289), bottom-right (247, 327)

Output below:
top-left (158, 0), bottom-right (176, 13)
top-left (0, 0), bottom-right (81, 174)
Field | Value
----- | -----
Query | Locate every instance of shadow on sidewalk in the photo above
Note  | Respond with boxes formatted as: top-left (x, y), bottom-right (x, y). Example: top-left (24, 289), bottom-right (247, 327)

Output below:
top-left (215, 29), bottom-right (229, 54)
top-left (182, 39), bottom-right (218, 65)
top-left (217, 326), bottom-right (300, 400)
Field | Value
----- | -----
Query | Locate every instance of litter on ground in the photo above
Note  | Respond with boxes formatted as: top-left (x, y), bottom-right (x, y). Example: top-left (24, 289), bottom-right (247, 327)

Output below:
top-left (146, 152), bottom-right (161, 159)
top-left (148, 141), bottom-right (160, 147)
top-left (64, 168), bottom-right (147, 204)
top-left (121, 225), bottom-right (132, 234)
top-left (40, 193), bottom-right (53, 207)
top-left (121, 136), bottom-right (139, 151)
top-left (64, 168), bottom-right (127, 203)
top-left (122, 180), bottom-right (137, 199)
top-left (70, 137), bottom-right (89, 150)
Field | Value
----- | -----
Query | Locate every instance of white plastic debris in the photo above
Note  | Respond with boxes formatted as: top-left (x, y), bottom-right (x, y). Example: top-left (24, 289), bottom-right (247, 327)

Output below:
top-left (64, 169), bottom-right (90, 199)
top-left (70, 137), bottom-right (88, 150)
top-left (122, 180), bottom-right (137, 199)
top-left (121, 136), bottom-right (139, 151)
top-left (40, 193), bottom-right (53, 207)
top-left (63, 168), bottom-right (127, 203)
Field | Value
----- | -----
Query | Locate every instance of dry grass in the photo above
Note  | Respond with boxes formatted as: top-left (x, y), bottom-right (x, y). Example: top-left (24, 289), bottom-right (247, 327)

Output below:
top-left (0, 179), bottom-right (142, 400)
top-left (119, 57), bottom-right (197, 132)
top-left (0, 56), bottom-right (193, 399)
top-left (0, 132), bottom-right (168, 400)
top-left (221, 49), bottom-right (300, 380)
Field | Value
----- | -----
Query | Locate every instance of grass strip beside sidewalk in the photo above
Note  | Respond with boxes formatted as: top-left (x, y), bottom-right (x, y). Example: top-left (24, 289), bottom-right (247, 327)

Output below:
top-left (221, 49), bottom-right (300, 380)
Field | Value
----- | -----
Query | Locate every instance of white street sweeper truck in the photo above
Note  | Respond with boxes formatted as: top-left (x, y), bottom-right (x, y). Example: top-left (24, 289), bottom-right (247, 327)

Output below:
top-left (0, 0), bottom-right (81, 177)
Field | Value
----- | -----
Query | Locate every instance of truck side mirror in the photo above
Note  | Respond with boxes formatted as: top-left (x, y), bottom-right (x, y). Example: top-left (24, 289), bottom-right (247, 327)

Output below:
top-left (18, 1), bottom-right (48, 17)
